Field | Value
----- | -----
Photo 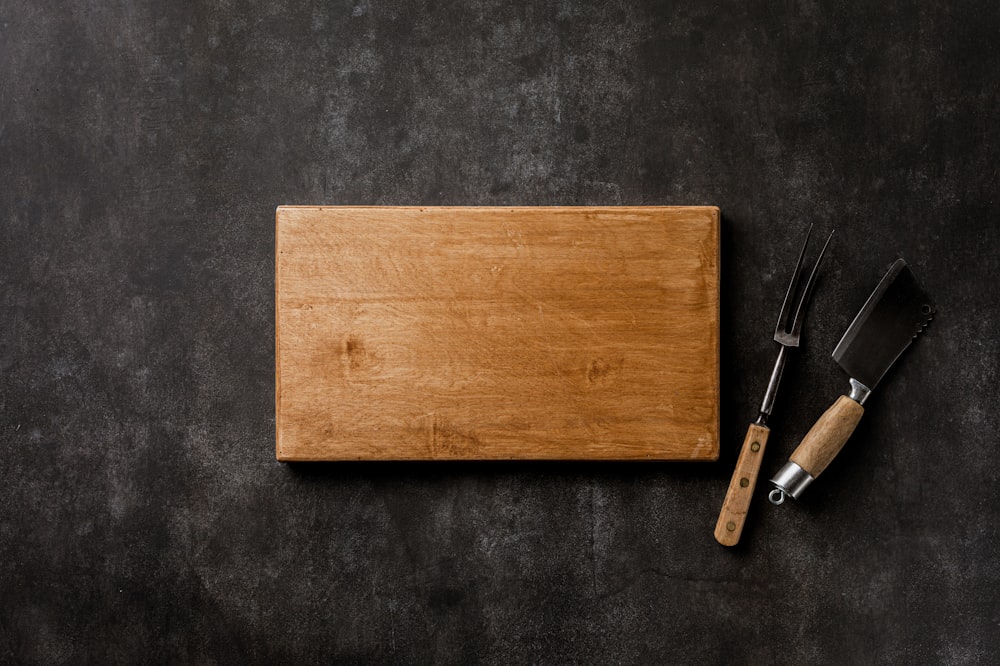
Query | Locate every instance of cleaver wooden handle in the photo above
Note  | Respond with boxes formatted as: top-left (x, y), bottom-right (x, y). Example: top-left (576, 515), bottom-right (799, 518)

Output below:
top-left (789, 395), bottom-right (865, 478)
top-left (714, 423), bottom-right (770, 546)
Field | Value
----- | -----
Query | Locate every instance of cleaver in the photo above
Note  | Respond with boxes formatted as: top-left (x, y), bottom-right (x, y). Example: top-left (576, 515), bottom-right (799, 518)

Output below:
top-left (769, 259), bottom-right (934, 503)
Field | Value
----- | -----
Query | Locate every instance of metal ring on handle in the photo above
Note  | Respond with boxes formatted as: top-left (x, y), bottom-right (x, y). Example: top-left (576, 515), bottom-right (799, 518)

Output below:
top-left (769, 461), bottom-right (815, 503)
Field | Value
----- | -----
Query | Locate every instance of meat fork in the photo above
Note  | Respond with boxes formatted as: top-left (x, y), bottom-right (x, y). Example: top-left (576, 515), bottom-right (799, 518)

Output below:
top-left (714, 225), bottom-right (833, 546)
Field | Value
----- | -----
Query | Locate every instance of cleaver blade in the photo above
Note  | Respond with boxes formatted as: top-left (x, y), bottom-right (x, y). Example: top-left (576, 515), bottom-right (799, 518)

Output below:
top-left (832, 259), bottom-right (934, 391)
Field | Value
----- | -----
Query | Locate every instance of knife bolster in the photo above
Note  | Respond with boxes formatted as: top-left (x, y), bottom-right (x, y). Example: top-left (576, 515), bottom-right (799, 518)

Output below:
top-left (848, 378), bottom-right (872, 405)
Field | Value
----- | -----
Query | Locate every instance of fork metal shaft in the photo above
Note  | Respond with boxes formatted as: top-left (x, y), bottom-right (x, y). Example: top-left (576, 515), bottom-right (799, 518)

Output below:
top-left (757, 345), bottom-right (789, 425)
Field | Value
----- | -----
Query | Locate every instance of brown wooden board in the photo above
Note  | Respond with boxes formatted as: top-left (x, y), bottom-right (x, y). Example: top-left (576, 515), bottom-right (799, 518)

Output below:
top-left (276, 206), bottom-right (719, 461)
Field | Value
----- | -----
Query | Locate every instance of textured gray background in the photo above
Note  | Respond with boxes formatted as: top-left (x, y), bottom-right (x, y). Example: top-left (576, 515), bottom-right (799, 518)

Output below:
top-left (2, 1), bottom-right (998, 663)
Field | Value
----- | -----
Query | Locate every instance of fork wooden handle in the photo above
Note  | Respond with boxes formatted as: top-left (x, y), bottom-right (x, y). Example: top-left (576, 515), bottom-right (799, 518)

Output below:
top-left (714, 423), bottom-right (771, 546)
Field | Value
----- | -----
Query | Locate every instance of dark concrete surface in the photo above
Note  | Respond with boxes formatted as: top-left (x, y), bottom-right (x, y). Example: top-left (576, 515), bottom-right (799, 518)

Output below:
top-left (2, 1), bottom-right (998, 663)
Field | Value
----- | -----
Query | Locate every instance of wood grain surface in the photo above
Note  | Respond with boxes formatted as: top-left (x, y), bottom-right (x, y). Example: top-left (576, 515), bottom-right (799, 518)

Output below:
top-left (714, 423), bottom-right (770, 546)
top-left (790, 395), bottom-right (865, 477)
top-left (275, 206), bottom-right (719, 461)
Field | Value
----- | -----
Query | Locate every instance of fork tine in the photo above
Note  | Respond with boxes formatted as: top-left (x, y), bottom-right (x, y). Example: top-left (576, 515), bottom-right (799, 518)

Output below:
top-left (774, 223), bottom-right (814, 338)
top-left (788, 229), bottom-right (834, 338)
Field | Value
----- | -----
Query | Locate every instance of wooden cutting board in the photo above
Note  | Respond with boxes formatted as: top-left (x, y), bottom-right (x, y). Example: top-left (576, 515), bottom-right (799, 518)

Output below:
top-left (276, 206), bottom-right (719, 461)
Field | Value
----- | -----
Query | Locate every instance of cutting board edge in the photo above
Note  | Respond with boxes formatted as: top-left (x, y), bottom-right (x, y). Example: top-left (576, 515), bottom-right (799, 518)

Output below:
top-left (275, 207), bottom-right (284, 460)
top-left (275, 440), bottom-right (720, 462)
top-left (275, 204), bottom-right (721, 218)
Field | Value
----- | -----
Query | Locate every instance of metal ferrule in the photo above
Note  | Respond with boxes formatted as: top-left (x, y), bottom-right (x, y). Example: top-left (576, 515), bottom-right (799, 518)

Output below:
top-left (848, 378), bottom-right (872, 405)
top-left (768, 461), bottom-right (814, 504)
